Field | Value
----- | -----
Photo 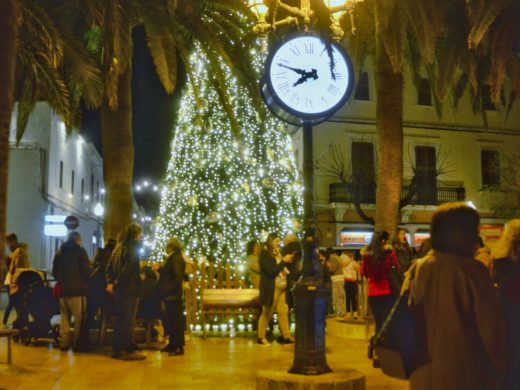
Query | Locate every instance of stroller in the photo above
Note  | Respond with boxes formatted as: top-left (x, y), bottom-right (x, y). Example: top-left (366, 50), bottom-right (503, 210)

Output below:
top-left (12, 269), bottom-right (60, 345)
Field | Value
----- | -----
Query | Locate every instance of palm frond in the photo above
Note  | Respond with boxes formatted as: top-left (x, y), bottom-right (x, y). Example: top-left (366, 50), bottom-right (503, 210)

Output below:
top-left (142, 12), bottom-right (177, 94)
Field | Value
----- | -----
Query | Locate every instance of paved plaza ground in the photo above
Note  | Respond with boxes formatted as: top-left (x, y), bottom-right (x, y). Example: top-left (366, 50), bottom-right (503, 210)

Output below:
top-left (0, 318), bottom-right (407, 390)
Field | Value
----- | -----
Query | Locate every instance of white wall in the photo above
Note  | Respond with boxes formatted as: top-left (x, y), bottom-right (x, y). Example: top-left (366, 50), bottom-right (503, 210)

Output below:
top-left (7, 103), bottom-right (105, 270)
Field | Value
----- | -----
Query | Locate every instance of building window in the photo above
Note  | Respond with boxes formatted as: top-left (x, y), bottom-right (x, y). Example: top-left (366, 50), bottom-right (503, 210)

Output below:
top-left (481, 150), bottom-right (500, 187)
top-left (71, 170), bottom-right (75, 194)
top-left (415, 146), bottom-right (437, 204)
top-left (59, 161), bottom-right (63, 188)
top-left (351, 141), bottom-right (375, 202)
top-left (417, 77), bottom-right (432, 106)
top-left (90, 174), bottom-right (94, 199)
top-left (96, 180), bottom-right (100, 200)
top-left (354, 72), bottom-right (369, 101)
top-left (81, 178), bottom-right (85, 200)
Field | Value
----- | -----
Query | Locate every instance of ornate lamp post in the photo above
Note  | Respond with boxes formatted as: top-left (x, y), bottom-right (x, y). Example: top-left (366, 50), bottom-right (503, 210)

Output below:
top-left (248, 0), bottom-right (361, 375)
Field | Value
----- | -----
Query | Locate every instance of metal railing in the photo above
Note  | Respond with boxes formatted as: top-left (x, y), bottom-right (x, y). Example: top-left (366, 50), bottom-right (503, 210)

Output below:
top-left (329, 183), bottom-right (466, 205)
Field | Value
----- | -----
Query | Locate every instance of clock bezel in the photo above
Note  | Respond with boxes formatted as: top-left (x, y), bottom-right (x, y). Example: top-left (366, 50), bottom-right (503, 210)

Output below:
top-left (261, 32), bottom-right (355, 125)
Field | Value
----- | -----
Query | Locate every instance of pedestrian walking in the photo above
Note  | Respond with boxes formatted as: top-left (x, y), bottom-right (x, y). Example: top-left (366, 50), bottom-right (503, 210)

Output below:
top-left (52, 232), bottom-right (90, 351)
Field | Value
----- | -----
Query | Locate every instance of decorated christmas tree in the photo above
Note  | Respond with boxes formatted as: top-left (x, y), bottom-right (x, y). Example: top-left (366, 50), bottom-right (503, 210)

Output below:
top-left (151, 42), bottom-right (303, 277)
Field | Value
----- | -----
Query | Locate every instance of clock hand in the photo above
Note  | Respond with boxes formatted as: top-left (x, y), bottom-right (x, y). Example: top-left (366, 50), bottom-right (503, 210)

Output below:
top-left (292, 69), bottom-right (319, 87)
top-left (293, 76), bottom-right (306, 87)
top-left (277, 63), bottom-right (305, 75)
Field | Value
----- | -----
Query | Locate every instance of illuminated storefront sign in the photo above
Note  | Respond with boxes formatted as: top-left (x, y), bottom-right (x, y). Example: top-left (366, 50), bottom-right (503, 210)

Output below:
top-left (340, 231), bottom-right (373, 247)
top-left (413, 232), bottom-right (430, 248)
top-left (480, 225), bottom-right (504, 244)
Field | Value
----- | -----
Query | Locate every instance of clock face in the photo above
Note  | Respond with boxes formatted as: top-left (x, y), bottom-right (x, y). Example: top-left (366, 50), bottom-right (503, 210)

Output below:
top-left (265, 34), bottom-right (353, 119)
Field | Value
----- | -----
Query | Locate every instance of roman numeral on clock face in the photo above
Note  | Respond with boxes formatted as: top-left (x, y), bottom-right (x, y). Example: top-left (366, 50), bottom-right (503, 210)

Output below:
top-left (289, 45), bottom-right (301, 56)
top-left (304, 42), bottom-right (314, 54)
top-left (327, 84), bottom-right (340, 96)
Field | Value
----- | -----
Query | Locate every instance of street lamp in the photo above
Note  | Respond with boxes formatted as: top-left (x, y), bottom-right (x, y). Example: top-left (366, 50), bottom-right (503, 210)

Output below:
top-left (248, 0), bottom-right (361, 376)
top-left (249, 0), bottom-right (362, 41)
top-left (94, 203), bottom-right (104, 217)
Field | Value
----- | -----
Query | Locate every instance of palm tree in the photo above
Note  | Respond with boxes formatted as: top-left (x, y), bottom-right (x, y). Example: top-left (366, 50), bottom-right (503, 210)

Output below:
top-left (343, 0), bottom-right (520, 234)
top-left (14, 0), bottom-right (103, 142)
top-left (72, 0), bottom-right (260, 239)
top-left (0, 0), bottom-right (21, 256)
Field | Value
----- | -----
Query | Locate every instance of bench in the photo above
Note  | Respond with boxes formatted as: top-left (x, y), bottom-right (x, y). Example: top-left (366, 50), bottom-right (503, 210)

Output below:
top-left (0, 329), bottom-right (19, 364)
top-left (200, 289), bottom-right (260, 337)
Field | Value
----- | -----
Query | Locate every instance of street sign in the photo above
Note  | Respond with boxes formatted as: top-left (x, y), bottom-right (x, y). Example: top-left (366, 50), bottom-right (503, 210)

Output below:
top-left (64, 215), bottom-right (80, 230)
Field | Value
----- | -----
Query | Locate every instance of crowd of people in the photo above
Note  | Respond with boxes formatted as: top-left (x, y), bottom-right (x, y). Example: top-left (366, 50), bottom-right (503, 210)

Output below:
top-left (1, 201), bottom-right (520, 389)
top-left (1, 223), bottom-right (187, 361)
top-left (359, 203), bottom-right (520, 390)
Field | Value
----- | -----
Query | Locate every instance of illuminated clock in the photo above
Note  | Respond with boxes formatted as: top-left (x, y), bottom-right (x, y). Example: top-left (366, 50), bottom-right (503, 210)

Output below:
top-left (261, 32), bottom-right (354, 125)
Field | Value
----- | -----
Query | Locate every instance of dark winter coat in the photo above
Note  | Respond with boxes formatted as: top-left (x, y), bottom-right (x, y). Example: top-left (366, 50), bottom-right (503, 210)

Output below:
top-left (409, 251), bottom-right (503, 390)
top-left (280, 241), bottom-right (302, 307)
top-left (259, 249), bottom-right (286, 306)
top-left (105, 239), bottom-right (142, 297)
top-left (158, 250), bottom-right (185, 301)
top-left (52, 240), bottom-right (90, 297)
top-left (492, 257), bottom-right (520, 389)
top-left (393, 242), bottom-right (415, 273)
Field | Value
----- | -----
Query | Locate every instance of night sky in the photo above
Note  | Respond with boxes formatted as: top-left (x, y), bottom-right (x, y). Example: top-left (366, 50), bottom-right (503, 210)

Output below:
top-left (82, 27), bottom-right (186, 183)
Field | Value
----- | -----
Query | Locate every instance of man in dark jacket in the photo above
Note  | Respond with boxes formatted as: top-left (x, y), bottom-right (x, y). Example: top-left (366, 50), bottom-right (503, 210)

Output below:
top-left (105, 223), bottom-right (145, 360)
top-left (52, 231), bottom-right (90, 351)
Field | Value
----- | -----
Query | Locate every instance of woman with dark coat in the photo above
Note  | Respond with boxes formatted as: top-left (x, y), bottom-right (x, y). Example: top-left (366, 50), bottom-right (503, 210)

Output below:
top-left (257, 233), bottom-right (294, 345)
top-left (393, 228), bottom-right (415, 272)
top-left (158, 237), bottom-right (186, 356)
top-left (409, 203), bottom-right (503, 390)
top-left (492, 219), bottom-right (520, 390)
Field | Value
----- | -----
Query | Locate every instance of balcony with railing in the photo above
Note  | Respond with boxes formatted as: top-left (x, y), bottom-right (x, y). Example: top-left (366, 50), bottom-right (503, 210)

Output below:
top-left (328, 183), bottom-right (466, 205)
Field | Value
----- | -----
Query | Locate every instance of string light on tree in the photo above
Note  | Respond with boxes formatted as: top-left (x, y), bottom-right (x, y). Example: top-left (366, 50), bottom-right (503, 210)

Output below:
top-left (151, 41), bottom-right (303, 291)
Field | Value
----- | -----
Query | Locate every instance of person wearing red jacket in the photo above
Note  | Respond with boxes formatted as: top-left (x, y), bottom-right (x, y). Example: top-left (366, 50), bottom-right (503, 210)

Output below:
top-left (361, 230), bottom-right (399, 337)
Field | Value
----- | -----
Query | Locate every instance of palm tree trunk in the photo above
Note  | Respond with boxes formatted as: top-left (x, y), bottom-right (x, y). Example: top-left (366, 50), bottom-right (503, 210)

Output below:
top-left (101, 67), bottom-right (134, 240)
top-left (0, 0), bottom-right (20, 256)
top-left (374, 6), bottom-right (403, 236)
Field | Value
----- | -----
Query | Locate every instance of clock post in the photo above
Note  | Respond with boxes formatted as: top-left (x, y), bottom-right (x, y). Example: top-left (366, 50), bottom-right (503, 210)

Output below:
top-left (289, 121), bottom-right (331, 375)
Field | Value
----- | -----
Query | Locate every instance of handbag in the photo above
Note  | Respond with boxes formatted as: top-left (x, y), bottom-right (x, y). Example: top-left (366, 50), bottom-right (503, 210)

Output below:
top-left (373, 266), bottom-right (427, 379)
top-left (52, 281), bottom-right (62, 299)
top-left (388, 265), bottom-right (404, 296)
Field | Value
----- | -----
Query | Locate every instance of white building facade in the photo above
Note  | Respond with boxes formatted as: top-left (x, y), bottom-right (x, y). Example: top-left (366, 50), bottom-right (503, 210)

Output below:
top-left (291, 60), bottom-right (520, 251)
top-left (7, 102), bottom-right (105, 270)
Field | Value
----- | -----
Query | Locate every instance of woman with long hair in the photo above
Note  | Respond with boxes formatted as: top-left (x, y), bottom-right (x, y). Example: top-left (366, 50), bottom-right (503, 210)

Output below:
top-left (257, 233), bottom-right (294, 345)
top-left (361, 231), bottom-right (399, 336)
top-left (393, 228), bottom-right (415, 272)
top-left (492, 219), bottom-right (520, 389)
